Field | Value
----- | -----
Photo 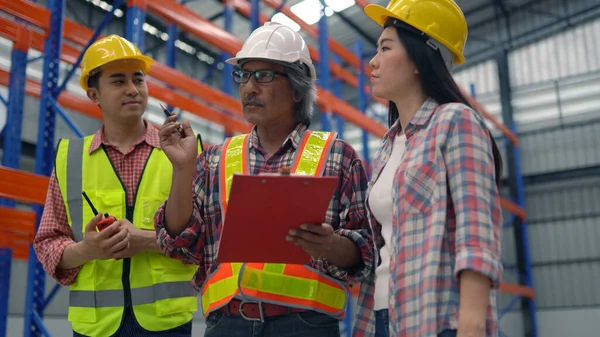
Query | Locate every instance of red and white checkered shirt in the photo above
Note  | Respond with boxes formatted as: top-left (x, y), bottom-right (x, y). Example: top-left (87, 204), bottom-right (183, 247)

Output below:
top-left (33, 123), bottom-right (161, 285)
top-left (353, 98), bottom-right (503, 337)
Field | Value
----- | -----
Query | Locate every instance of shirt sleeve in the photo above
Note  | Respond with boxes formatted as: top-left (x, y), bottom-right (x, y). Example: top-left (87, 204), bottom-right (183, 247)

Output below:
top-left (32, 170), bottom-right (81, 286)
top-left (319, 140), bottom-right (374, 284)
top-left (154, 150), bottom-right (209, 267)
top-left (445, 106), bottom-right (503, 288)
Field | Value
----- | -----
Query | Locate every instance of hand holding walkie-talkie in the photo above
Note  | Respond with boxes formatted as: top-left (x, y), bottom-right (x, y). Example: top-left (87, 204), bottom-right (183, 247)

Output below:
top-left (82, 191), bottom-right (117, 232)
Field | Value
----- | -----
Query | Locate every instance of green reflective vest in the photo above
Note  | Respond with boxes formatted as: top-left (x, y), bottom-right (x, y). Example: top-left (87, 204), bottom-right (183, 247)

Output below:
top-left (55, 133), bottom-right (201, 337)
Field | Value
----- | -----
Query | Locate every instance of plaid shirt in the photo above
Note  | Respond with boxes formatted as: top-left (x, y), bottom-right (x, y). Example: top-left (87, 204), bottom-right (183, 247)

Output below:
top-left (154, 124), bottom-right (375, 300)
top-left (353, 98), bottom-right (503, 337)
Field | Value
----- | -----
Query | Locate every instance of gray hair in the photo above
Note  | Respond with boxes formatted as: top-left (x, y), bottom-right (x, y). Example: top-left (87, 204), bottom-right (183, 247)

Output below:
top-left (282, 62), bottom-right (317, 127)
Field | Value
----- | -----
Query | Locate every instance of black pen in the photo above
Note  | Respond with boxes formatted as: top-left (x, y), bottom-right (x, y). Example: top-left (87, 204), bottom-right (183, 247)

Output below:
top-left (160, 103), bottom-right (185, 137)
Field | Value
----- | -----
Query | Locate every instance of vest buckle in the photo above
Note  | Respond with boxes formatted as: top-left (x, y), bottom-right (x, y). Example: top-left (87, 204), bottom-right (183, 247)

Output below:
top-left (239, 301), bottom-right (265, 323)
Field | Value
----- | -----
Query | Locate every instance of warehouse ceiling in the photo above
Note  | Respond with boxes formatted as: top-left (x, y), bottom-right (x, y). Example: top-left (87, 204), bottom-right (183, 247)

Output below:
top-left (80, 0), bottom-right (600, 70)
top-left (183, 0), bottom-right (600, 69)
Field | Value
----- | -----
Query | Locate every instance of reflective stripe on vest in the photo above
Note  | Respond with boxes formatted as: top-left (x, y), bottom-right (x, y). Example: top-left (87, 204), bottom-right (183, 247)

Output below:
top-left (70, 281), bottom-right (196, 308)
top-left (63, 138), bottom-right (85, 242)
top-left (219, 134), bottom-right (249, 217)
top-left (238, 263), bottom-right (347, 315)
top-left (201, 130), bottom-right (348, 318)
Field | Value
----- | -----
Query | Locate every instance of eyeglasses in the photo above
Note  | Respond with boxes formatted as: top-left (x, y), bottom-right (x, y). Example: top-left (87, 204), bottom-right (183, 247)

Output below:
top-left (232, 69), bottom-right (288, 84)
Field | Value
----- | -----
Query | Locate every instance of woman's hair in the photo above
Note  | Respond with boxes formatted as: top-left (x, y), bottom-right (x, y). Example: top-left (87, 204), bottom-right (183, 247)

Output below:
top-left (384, 20), bottom-right (503, 187)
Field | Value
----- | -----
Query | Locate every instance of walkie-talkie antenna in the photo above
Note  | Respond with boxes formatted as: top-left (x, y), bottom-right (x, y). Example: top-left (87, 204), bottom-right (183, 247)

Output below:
top-left (82, 191), bottom-right (99, 215)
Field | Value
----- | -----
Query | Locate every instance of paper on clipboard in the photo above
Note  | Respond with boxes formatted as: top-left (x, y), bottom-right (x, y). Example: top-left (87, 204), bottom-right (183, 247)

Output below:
top-left (216, 173), bottom-right (338, 265)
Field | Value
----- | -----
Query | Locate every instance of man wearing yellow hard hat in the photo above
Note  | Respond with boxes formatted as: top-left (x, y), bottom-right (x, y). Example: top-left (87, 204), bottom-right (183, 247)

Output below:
top-left (352, 1), bottom-right (504, 337)
top-left (33, 34), bottom-right (201, 337)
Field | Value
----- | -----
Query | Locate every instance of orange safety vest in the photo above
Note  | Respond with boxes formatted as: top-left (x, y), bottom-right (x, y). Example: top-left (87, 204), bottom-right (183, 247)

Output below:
top-left (200, 130), bottom-right (350, 319)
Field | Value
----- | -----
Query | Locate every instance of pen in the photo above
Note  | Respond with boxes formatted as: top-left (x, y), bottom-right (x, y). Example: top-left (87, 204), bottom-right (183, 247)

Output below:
top-left (160, 103), bottom-right (185, 137)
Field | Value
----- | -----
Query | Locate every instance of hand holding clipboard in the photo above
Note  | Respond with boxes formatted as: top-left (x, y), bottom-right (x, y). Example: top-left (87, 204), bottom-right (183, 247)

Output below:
top-left (216, 168), bottom-right (338, 265)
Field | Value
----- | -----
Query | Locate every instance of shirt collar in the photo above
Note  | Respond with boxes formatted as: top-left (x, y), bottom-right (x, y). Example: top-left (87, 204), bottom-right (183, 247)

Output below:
top-left (89, 121), bottom-right (161, 154)
top-left (402, 97), bottom-right (440, 139)
top-left (248, 123), bottom-right (308, 151)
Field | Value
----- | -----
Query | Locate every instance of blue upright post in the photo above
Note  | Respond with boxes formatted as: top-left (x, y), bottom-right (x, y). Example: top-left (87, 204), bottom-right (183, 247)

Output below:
top-left (271, 0), bottom-right (289, 17)
top-left (222, 1), bottom-right (235, 139)
top-left (0, 248), bottom-right (11, 337)
top-left (126, 0), bottom-right (147, 52)
top-left (166, 8), bottom-right (178, 113)
top-left (1, 28), bottom-right (29, 188)
top-left (354, 40), bottom-right (370, 175)
top-left (332, 55), bottom-right (344, 138)
top-left (318, 0), bottom-right (331, 132)
top-left (511, 121), bottom-right (538, 337)
top-left (24, 0), bottom-right (65, 336)
top-left (0, 25), bottom-right (29, 337)
top-left (250, 0), bottom-right (260, 31)
top-left (57, 0), bottom-right (124, 96)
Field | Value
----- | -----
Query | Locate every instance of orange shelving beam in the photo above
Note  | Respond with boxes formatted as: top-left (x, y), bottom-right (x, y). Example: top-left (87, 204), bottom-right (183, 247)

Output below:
top-left (0, 0), bottom-right (251, 135)
top-left (354, 0), bottom-right (371, 10)
top-left (145, 0), bottom-right (388, 137)
top-left (0, 167), bottom-right (49, 205)
top-left (0, 166), bottom-right (47, 260)
top-left (499, 282), bottom-right (535, 299)
top-left (0, 207), bottom-right (36, 260)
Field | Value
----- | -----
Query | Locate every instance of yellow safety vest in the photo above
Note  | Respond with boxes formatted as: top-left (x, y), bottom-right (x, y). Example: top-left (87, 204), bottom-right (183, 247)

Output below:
top-left (55, 133), bottom-right (202, 337)
top-left (201, 130), bottom-right (350, 319)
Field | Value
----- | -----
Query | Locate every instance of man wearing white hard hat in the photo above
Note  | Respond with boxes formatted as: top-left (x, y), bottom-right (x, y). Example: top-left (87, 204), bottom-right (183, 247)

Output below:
top-left (154, 22), bottom-right (375, 336)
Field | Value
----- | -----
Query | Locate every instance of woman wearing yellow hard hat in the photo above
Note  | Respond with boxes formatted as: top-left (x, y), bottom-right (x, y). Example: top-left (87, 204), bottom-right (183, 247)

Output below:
top-left (353, 1), bottom-right (504, 337)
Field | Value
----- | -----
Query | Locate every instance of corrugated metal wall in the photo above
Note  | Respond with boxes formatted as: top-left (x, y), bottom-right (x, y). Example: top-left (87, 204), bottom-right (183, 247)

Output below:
top-left (525, 175), bottom-right (600, 309)
top-left (454, 17), bottom-right (600, 129)
top-left (453, 13), bottom-right (600, 330)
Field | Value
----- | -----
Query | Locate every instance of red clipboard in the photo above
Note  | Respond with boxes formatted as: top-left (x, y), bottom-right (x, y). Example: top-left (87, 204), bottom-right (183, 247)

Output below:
top-left (216, 173), bottom-right (338, 265)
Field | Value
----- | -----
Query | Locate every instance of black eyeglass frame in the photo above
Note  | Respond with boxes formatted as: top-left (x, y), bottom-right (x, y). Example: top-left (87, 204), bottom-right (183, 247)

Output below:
top-left (232, 69), bottom-right (288, 84)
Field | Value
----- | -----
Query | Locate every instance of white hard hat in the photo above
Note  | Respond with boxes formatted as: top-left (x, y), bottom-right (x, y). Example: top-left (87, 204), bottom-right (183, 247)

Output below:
top-left (226, 22), bottom-right (316, 80)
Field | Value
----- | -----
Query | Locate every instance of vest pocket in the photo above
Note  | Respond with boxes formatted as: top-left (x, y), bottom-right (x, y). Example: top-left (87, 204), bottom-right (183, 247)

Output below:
top-left (140, 197), bottom-right (167, 230)
top-left (86, 189), bottom-right (125, 219)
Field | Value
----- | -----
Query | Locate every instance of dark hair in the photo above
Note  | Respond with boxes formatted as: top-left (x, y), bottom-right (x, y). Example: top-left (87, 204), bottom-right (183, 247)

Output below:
top-left (87, 71), bottom-right (101, 90)
top-left (385, 20), bottom-right (503, 187)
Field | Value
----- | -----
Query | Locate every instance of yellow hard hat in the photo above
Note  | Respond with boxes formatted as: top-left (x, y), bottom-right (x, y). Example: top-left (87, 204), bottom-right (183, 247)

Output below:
top-left (364, 0), bottom-right (468, 65)
top-left (79, 34), bottom-right (153, 90)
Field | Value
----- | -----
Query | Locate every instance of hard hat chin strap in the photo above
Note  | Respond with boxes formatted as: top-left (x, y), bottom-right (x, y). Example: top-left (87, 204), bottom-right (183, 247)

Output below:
top-left (424, 39), bottom-right (454, 73)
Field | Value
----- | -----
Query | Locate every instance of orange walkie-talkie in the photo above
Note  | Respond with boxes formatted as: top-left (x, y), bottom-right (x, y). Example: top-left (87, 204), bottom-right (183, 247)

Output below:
top-left (82, 191), bottom-right (117, 232)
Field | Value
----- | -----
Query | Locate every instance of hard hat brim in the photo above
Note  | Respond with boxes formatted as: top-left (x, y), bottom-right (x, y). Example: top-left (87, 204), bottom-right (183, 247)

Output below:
top-left (364, 4), bottom-right (393, 27)
top-left (364, 4), bottom-right (466, 65)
